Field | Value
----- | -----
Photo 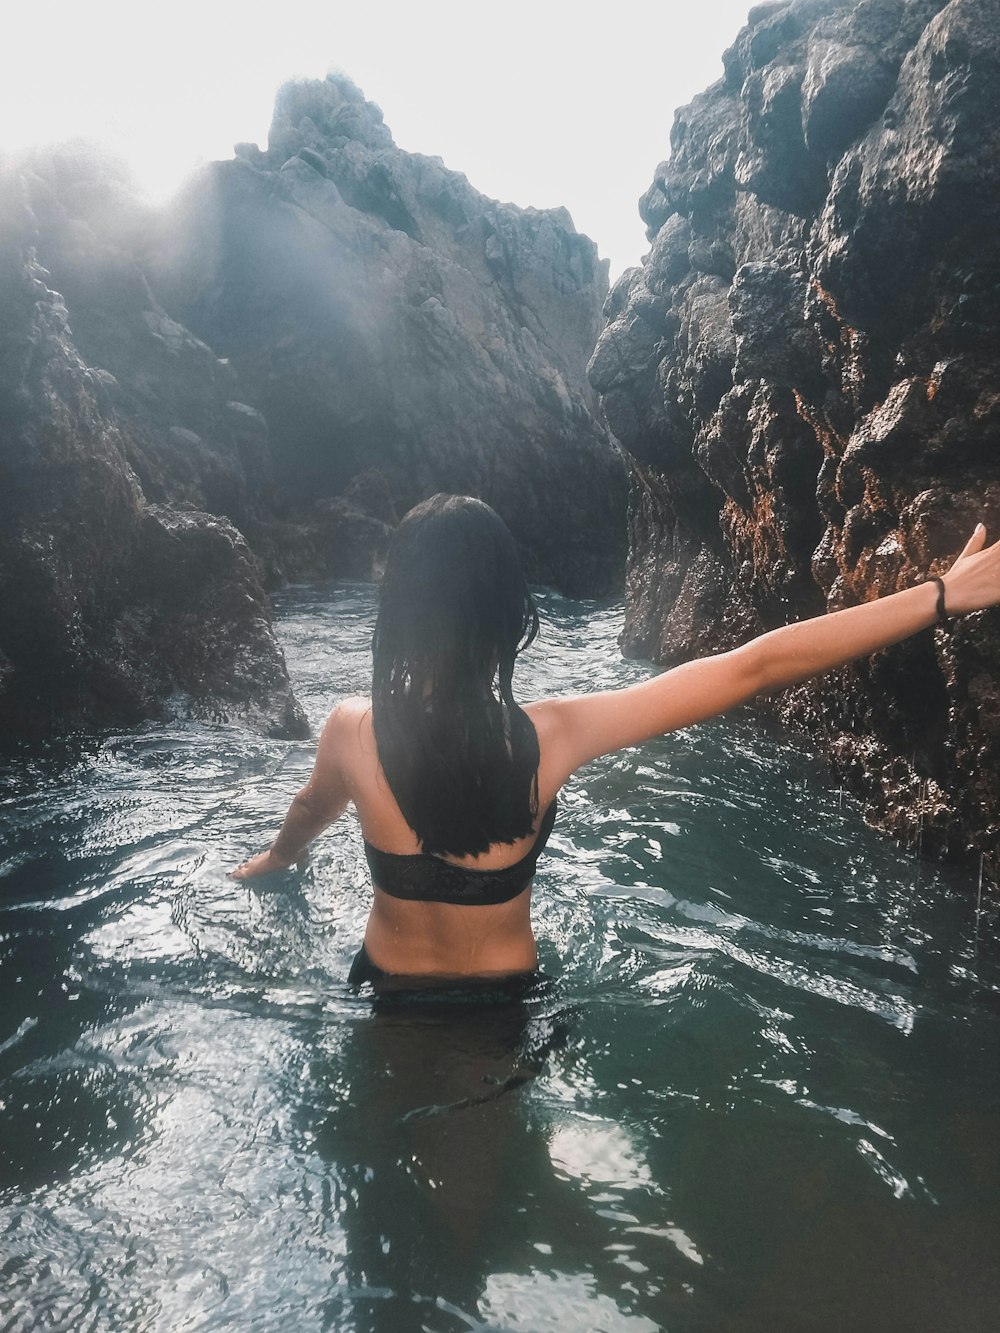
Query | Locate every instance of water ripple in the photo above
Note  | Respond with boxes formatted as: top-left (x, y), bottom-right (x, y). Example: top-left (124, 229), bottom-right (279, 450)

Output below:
top-left (1, 583), bottom-right (998, 1331)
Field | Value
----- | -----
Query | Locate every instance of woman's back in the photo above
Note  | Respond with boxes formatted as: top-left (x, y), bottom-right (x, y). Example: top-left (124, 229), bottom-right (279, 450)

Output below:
top-left (232, 494), bottom-right (1000, 987)
top-left (332, 696), bottom-right (562, 977)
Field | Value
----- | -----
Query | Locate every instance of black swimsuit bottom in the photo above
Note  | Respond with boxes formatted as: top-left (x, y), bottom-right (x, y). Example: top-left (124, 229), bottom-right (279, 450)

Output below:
top-left (348, 941), bottom-right (551, 1008)
top-left (363, 798), bottom-right (558, 907)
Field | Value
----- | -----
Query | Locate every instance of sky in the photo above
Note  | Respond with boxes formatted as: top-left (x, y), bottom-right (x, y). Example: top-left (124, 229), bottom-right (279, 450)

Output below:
top-left (2, 0), bottom-right (754, 279)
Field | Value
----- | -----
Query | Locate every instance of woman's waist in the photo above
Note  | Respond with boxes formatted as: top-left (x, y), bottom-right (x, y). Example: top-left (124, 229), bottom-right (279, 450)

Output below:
top-left (364, 891), bottom-right (537, 977)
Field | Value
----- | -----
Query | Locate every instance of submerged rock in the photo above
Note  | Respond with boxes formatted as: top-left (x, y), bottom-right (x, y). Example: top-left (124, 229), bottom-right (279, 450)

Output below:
top-left (590, 0), bottom-right (1000, 872)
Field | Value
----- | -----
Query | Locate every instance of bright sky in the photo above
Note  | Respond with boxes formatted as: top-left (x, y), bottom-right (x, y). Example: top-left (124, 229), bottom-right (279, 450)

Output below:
top-left (3, 0), bottom-right (753, 279)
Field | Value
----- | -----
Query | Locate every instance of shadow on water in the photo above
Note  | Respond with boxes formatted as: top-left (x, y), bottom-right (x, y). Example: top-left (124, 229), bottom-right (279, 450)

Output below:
top-left (303, 988), bottom-right (577, 1333)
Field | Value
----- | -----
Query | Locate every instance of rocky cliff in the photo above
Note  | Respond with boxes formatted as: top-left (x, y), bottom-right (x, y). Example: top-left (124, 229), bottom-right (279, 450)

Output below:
top-left (0, 79), bottom-right (623, 739)
top-left (150, 75), bottom-right (625, 596)
top-left (590, 0), bottom-right (1000, 870)
top-left (0, 151), bottom-right (308, 740)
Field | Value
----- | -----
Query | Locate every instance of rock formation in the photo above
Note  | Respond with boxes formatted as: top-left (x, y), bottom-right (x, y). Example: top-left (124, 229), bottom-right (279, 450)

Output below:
top-left (149, 74), bottom-right (625, 596)
top-left (590, 0), bottom-right (1000, 870)
top-left (0, 77), bottom-right (623, 739)
top-left (0, 207), bottom-right (308, 739)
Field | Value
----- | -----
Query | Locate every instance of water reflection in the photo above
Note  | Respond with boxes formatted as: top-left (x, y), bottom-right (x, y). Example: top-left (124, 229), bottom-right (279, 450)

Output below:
top-left (305, 991), bottom-right (573, 1332)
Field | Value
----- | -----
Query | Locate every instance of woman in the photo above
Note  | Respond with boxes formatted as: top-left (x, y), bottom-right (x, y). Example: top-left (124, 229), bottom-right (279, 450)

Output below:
top-left (233, 494), bottom-right (1000, 986)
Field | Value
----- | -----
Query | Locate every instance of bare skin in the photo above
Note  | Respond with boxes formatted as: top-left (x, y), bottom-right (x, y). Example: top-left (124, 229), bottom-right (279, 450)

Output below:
top-left (233, 526), bottom-right (1000, 977)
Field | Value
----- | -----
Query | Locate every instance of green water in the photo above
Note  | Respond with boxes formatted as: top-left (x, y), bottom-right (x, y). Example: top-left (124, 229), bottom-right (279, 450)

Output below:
top-left (1, 586), bottom-right (998, 1332)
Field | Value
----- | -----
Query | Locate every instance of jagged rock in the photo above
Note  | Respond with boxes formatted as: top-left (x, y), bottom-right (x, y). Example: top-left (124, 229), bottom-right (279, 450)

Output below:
top-left (149, 74), bottom-right (626, 596)
top-left (590, 0), bottom-right (1000, 874)
top-left (249, 465), bottom-right (398, 584)
top-left (0, 236), bottom-right (307, 740)
top-left (0, 80), bottom-right (624, 738)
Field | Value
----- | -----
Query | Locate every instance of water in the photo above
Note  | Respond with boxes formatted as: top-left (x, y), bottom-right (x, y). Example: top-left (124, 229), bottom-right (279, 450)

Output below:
top-left (1, 585), bottom-right (999, 1332)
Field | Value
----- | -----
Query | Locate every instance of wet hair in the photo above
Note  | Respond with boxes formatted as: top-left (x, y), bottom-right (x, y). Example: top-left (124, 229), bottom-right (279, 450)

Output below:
top-left (371, 494), bottom-right (540, 856)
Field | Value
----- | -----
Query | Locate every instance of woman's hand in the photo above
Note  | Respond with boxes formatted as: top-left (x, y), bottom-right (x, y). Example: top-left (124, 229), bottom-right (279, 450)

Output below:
top-left (941, 524), bottom-right (1000, 616)
top-left (230, 847), bottom-right (296, 880)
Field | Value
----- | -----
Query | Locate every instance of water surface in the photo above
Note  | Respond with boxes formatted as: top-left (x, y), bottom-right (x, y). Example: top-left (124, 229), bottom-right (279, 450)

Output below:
top-left (1, 586), bottom-right (998, 1332)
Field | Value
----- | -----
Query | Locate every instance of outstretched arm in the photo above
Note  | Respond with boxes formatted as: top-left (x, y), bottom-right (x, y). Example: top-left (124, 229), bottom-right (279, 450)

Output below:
top-left (231, 705), bottom-right (353, 878)
top-left (537, 525), bottom-right (1000, 783)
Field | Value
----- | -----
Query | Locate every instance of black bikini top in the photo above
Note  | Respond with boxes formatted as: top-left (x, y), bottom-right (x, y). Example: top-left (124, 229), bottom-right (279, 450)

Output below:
top-left (363, 799), bottom-right (558, 906)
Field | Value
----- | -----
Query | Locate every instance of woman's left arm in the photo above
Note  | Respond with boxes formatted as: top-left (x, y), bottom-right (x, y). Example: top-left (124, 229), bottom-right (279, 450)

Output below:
top-left (231, 705), bottom-right (353, 878)
top-left (535, 524), bottom-right (1000, 782)
top-left (744, 523), bottom-right (1000, 695)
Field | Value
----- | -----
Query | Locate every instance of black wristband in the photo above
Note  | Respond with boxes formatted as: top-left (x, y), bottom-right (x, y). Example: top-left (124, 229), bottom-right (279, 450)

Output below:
top-left (929, 575), bottom-right (948, 623)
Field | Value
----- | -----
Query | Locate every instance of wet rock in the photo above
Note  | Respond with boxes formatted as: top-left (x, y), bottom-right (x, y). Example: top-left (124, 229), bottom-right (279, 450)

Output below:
top-left (0, 229), bottom-right (307, 741)
top-left (1, 79), bottom-right (623, 738)
top-left (150, 74), bottom-right (626, 597)
top-left (590, 0), bottom-right (1000, 874)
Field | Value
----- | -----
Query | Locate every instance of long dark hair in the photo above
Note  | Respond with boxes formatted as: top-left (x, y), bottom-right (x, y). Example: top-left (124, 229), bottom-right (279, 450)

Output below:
top-left (371, 494), bottom-right (540, 856)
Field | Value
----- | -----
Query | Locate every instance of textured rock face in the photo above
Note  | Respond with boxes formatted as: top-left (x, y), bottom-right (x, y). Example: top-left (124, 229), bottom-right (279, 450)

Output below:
top-left (590, 0), bottom-right (1000, 869)
top-left (0, 155), bottom-right (308, 739)
top-left (0, 84), bottom-right (623, 739)
top-left (150, 75), bottom-right (625, 596)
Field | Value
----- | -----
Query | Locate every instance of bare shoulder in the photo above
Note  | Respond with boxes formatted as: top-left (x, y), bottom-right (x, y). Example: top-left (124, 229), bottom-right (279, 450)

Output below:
top-left (524, 694), bottom-right (600, 737)
top-left (326, 694), bottom-right (372, 727)
top-left (522, 697), bottom-right (561, 735)
top-left (316, 696), bottom-right (373, 760)
top-left (523, 696), bottom-right (584, 795)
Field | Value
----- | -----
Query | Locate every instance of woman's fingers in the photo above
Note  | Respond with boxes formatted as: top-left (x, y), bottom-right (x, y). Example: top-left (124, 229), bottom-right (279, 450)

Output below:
top-left (942, 524), bottom-right (1000, 614)
top-left (230, 851), bottom-right (272, 879)
top-left (957, 524), bottom-right (987, 560)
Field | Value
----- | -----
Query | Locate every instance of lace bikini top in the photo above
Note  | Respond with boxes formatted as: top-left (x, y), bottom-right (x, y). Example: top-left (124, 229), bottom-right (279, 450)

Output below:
top-left (363, 799), bottom-right (558, 906)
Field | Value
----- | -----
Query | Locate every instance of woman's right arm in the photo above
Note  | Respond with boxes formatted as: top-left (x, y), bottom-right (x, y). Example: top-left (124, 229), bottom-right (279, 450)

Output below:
top-left (230, 701), bottom-right (357, 878)
top-left (537, 524), bottom-right (1000, 784)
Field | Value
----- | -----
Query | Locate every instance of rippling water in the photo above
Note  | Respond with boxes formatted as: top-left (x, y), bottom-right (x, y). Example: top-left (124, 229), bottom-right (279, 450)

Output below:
top-left (2, 586), bottom-right (999, 1332)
